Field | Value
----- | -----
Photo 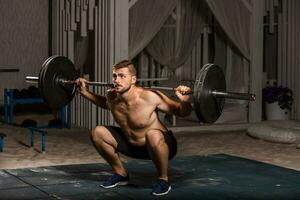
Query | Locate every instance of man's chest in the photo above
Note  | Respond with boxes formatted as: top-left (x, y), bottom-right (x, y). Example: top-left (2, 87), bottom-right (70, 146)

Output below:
top-left (111, 101), bottom-right (157, 127)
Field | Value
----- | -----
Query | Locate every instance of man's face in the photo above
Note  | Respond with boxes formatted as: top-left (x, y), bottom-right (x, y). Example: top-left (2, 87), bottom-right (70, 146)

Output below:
top-left (112, 67), bottom-right (136, 93)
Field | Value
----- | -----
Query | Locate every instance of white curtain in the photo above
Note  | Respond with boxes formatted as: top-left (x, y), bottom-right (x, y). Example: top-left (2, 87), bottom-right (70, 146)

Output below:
top-left (278, 0), bottom-right (300, 120)
top-left (214, 26), bottom-right (249, 95)
top-left (146, 0), bottom-right (210, 69)
top-left (206, 0), bottom-right (251, 60)
top-left (129, 0), bottom-right (177, 59)
top-left (129, 0), bottom-right (254, 123)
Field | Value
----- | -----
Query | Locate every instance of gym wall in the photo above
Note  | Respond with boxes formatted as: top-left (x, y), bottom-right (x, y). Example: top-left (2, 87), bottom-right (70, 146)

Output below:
top-left (0, 0), bottom-right (49, 104)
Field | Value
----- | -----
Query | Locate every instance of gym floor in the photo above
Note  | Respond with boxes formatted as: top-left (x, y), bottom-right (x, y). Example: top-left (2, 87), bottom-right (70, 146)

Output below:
top-left (1, 113), bottom-right (300, 199)
top-left (1, 112), bottom-right (300, 171)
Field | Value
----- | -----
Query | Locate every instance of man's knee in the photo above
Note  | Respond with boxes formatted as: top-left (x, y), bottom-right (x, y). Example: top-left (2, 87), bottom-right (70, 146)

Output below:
top-left (145, 130), bottom-right (166, 148)
top-left (91, 126), bottom-right (107, 143)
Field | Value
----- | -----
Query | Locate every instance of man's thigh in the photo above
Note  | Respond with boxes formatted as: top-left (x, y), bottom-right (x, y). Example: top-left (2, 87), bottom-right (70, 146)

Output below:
top-left (105, 126), bottom-right (177, 160)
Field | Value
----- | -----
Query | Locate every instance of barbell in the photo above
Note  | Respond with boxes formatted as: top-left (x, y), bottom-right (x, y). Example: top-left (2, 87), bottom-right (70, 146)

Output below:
top-left (26, 55), bottom-right (255, 123)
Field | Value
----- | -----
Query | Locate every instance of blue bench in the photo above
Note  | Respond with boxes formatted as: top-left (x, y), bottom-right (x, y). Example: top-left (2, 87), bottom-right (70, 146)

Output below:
top-left (4, 88), bottom-right (72, 128)
top-left (28, 127), bottom-right (47, 152)
top-left (0, 133), bottom-right (6, 152)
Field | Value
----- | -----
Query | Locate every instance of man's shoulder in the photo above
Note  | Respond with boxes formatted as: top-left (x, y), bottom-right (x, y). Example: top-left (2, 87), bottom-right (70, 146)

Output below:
top-left (138, 87), bottom-right (156, 95)
top-left (138, 87), bottom-right (168, 106)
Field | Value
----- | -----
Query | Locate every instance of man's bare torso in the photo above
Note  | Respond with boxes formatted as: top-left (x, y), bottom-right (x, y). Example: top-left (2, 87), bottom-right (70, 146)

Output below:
top-left (108, 87), bottom-right (167, 146)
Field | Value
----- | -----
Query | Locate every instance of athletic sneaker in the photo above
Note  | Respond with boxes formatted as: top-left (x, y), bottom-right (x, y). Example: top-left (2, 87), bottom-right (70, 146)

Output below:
top-left (151, 179), bottom-right (172, 196)
top-left (100, 173), bottom-right (129, 188)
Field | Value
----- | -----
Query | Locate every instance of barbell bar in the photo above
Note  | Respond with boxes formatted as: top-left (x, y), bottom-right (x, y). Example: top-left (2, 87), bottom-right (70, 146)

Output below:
top-left (27, 76), bottom-right (255, 101)
top-left (25, 55), bottom-right (256, 123)
top-left (26, 76), bottom-right (168, 87)
top-left (57, 78), bottom-right (169, 87)
top-left (147, 86), bottom-right (255, 101)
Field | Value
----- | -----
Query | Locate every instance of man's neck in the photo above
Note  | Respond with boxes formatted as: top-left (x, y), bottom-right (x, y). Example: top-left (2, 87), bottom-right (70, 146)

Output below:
top-left (117, 85), bottom-right (137, 103)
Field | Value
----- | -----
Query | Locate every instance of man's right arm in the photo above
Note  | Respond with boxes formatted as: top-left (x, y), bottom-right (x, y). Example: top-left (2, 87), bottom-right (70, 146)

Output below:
top-left (76, 78), bottom-right (109, 109)
top-left (79, 90), bottom-right (109, 109)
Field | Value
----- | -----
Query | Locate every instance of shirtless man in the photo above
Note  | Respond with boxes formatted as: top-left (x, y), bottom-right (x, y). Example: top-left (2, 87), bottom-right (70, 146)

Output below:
top-left (76, 60), bottom-right (192, 196)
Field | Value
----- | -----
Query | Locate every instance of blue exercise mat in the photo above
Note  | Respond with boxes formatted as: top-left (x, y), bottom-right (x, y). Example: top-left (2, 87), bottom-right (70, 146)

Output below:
top-left (0, 154), bottom-right (300, 200)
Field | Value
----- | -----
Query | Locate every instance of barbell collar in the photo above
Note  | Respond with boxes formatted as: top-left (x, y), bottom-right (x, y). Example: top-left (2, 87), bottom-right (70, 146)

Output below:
top-left (211, 91), bottom-right (256, 101)
top-left (26, 76), bottom-right (39, 83)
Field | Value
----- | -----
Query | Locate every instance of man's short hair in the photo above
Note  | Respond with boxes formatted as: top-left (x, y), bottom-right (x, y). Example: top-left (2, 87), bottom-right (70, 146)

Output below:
top-left (113, 60), bottom-right (136, 76)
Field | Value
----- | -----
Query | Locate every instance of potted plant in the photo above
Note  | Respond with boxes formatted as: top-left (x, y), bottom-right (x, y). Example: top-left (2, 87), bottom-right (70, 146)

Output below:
top-left (263, 86), bottom-right (293, 120)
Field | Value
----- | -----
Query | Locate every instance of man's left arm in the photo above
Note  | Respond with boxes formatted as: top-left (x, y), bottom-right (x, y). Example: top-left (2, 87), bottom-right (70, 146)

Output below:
top-left (154, 86), bottom-right (193, 117)
top-left (174, 101), bottom-right (193, 117)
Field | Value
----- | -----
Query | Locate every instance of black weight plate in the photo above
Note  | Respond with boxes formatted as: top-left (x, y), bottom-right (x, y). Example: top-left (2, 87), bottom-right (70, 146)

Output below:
top-left (39, 56), bottom-right (55, 100)
top-left (41, 56), bottom-right (58, 102)
top-left (194, 64), bottom-right (226, 123)
top-left (42, 56), bottom-right (78, 110)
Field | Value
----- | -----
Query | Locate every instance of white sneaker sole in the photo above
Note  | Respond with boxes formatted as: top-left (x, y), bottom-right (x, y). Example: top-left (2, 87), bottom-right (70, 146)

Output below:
top-left (152, 186), bottom-right (172, 196)
top-left (100, 181), bottom-right (129, 189)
